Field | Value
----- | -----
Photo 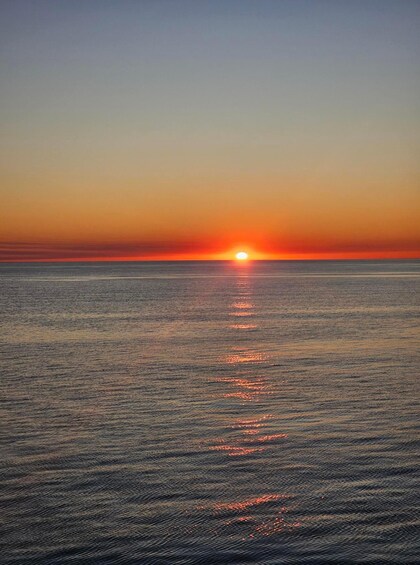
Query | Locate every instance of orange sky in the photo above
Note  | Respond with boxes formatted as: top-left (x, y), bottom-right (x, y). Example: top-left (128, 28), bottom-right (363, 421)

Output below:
top-left (1, 2), bottom-right (419, 261)
top-left (1, 169), bottom-right (419, 260)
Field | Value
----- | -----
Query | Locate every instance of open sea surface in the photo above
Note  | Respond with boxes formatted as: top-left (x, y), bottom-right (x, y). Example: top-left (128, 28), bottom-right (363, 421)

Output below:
top-left (1, 260), bottom-right (419, 564)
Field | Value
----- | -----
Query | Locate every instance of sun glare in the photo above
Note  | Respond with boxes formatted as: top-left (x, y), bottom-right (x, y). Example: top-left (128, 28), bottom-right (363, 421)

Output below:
top-left (235, 251), bottom-right (249, 261)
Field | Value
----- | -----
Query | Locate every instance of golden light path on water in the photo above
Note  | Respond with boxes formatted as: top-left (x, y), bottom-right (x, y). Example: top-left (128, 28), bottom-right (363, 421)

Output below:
top-left (196, 263), bottom-right (301, 541)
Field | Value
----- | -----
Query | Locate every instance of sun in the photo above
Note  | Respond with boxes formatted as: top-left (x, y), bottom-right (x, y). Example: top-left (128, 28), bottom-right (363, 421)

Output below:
top-left (235, 251), bottom-right (249, 261)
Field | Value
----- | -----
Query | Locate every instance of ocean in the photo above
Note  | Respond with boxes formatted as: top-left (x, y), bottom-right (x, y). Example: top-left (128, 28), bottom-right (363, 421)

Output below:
top-left (1, 260), bottom-right (419, 564)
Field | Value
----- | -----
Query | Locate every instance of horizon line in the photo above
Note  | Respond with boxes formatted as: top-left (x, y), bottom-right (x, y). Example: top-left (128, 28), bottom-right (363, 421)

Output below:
top-left (1, 256), bottom-right (419, 264)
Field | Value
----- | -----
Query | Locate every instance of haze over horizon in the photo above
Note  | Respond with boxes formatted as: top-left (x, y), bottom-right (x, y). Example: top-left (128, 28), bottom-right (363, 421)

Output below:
top-left (1, 1), bottom-right (419, 261)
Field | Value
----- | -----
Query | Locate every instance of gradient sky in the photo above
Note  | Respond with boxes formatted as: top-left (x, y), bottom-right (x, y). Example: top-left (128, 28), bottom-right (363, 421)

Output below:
top-left (1, 0), bottom-right (419, 261)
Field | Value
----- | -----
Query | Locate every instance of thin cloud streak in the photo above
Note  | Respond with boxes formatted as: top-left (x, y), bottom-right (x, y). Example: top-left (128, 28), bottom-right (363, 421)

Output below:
top-left (1, 240), bottom-right (419, 262)
top-left (0, 241), bottom-right (206, 261)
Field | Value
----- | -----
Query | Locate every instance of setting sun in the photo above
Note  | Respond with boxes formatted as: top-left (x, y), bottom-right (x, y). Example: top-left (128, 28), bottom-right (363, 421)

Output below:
top-left (235, 251), bottom-right (249, 261)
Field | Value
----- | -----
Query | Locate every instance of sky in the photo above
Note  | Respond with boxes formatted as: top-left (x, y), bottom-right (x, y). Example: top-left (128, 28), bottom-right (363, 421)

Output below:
top-left (1, 0), bottom-right (419, 261)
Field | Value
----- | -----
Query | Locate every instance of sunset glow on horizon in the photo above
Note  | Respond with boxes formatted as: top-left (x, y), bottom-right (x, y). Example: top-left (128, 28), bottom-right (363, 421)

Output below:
top-left (1, 1), bottom-right (419, 262)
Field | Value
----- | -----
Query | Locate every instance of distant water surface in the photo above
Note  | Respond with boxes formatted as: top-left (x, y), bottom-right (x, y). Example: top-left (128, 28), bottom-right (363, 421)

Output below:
top-left (1, 260), bottom-right (419, 564)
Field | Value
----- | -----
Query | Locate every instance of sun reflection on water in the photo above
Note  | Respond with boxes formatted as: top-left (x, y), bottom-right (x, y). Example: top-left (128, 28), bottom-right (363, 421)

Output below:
top-left (225, 351), bottom-right (266, 364)
top-left (212, 494), bottom-right (288, 512)
top-left (229, 323), bottom-right (258, 330)
top-left (200, 269), bottom-right (300, 540)
top-left (232, 301), bottom-right (254, 309)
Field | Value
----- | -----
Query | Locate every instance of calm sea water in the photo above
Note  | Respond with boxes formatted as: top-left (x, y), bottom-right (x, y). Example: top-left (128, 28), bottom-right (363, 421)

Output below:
top-left (1, 260), bottom-right (419, 564)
